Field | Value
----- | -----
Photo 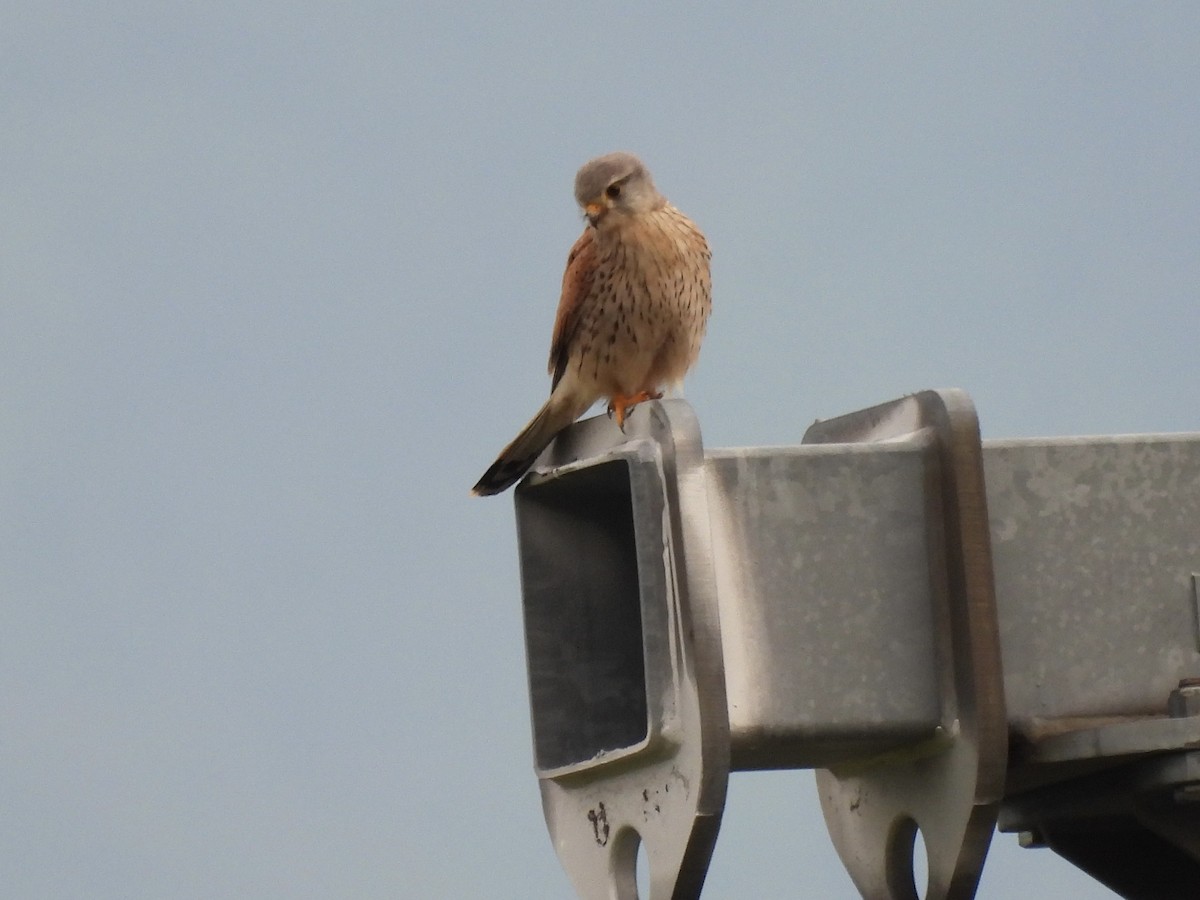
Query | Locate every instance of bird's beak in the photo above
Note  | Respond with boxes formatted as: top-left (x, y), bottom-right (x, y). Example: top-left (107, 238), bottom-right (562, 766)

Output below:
top-left (584, 200), bottom-right (606, 225)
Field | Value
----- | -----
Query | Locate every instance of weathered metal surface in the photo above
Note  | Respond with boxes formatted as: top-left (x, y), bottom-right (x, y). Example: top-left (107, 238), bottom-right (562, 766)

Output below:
top-left (985, 434), bottom-right (1200, 728)
top-left (706, 439), bottom-right (941, 770)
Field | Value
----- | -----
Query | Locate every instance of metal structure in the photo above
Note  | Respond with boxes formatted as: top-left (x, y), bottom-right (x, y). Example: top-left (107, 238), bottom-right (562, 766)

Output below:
top-left (510, 391), bottom-right (1200, 899)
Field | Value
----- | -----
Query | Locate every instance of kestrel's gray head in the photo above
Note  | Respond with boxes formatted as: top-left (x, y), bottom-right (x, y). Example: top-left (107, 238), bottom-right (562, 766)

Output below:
top-left (574, 152), bottom-right (666, 227)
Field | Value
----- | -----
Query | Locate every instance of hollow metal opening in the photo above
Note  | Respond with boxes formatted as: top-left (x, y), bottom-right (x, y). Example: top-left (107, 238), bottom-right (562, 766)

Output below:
top-left (516, 455), bottom-right (664, 774)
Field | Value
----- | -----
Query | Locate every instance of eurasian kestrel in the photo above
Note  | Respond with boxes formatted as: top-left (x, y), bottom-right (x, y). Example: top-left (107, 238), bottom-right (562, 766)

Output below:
top-left (472, 152), bottom-right (712, 496)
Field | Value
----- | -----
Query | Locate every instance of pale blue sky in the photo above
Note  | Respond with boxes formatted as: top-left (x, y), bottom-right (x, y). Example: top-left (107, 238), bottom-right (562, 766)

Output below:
top-left (5, 4), bottom-right (1198, 897)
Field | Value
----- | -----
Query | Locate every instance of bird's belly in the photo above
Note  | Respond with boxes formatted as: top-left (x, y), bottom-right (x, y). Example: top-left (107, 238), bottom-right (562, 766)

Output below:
top-left (576, 327), bottom-right (697, 399)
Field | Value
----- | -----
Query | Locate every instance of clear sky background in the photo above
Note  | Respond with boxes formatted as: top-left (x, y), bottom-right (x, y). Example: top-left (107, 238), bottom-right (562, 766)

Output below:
top-left (4, 4), bottom-right (1198, 898)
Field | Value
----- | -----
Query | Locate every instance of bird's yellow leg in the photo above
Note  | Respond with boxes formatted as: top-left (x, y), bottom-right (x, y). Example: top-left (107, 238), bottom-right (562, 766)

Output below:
top-left (607, 390), bottom-right (664, 430)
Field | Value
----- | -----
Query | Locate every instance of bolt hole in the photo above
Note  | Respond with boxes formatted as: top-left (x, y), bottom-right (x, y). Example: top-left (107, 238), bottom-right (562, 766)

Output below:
top-left (636, 834), bottom-right (650, 897)
top-left (885, 815), bottom-right (929, 900)
top-left (611, 827), bottom-right (649, 900)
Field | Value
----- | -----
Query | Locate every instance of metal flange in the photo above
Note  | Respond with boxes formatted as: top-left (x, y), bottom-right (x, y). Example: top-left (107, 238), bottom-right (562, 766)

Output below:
top-left (805, 390), bottom-right (1008, 899)
top-left (514, 401), bottom-right (729, 899)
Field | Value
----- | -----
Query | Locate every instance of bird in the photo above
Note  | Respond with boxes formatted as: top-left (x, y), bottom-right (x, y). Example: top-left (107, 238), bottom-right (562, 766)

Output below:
top-left (472, 151), bottom-right (711, 496)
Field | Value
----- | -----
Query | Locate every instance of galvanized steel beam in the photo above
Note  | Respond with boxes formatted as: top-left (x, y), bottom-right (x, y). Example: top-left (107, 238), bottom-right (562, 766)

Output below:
top-left (510, 392), bottom-right (1200, 899)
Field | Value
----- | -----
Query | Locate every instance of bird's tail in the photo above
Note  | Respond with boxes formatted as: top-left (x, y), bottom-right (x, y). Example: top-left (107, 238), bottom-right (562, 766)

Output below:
top-left (471, 396), bottom-right (582, 496)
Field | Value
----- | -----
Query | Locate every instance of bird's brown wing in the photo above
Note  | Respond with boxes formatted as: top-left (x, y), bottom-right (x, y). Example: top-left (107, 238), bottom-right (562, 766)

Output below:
top-left (548, 227), bottom-right (597, 390)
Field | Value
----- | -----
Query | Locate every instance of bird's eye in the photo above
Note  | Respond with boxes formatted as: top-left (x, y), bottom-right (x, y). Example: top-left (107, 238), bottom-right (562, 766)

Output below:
top-left (605, 184), bottom-right (622, 199)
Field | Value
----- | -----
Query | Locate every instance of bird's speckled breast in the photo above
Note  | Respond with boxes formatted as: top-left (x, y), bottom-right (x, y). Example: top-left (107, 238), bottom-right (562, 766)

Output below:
top-left (571, 203), bottom-right (711, 398)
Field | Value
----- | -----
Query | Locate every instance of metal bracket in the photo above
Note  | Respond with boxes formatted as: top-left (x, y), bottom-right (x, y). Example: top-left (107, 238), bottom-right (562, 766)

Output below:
top-left (1000, 746), bottom-right (1200, 897)
top-left (515, 401), bottom-right (729, 899)
top-left (805, 390), bottom-right (1008, 899)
